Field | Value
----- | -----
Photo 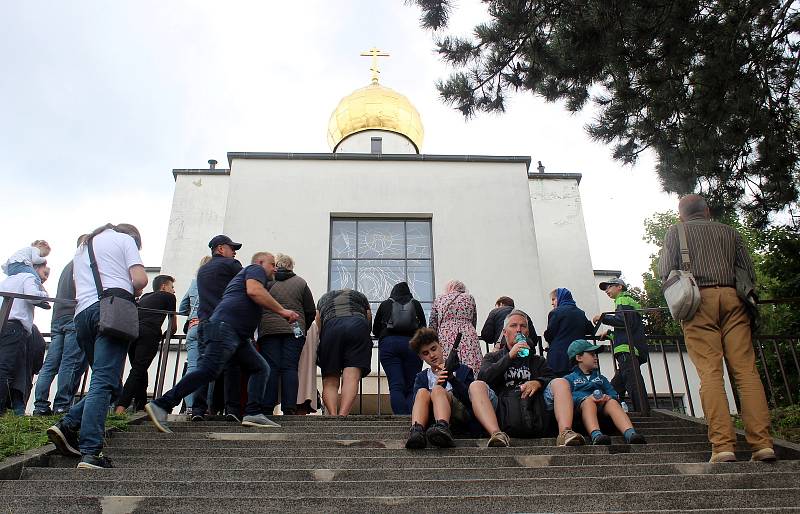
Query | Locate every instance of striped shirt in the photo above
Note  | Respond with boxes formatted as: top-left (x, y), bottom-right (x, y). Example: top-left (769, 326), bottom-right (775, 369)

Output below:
top-left (316, 289), bottom-right (370, 327)
top-left (658, 215), bottom-right (755, 287)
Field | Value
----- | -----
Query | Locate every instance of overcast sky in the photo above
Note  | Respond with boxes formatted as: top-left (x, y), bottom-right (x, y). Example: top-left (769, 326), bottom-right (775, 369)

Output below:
top-left (1, 1), bottom-right (678, 324)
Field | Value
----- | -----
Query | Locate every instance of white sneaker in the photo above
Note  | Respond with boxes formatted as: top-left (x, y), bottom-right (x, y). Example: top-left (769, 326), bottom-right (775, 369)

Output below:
top-left (241, 414), bottom-right (281, 428)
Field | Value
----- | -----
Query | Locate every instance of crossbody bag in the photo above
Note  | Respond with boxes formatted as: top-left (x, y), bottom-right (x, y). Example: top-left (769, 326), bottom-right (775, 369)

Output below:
top-left (87, 238), bottom-right (140, 342)
top-left (662, 222), bottom-right (702, 321)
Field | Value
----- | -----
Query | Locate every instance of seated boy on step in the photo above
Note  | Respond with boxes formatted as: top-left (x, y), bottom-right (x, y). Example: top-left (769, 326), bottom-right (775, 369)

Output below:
top-left (405, 328), bottom-right (508, 449)
top-left (563, 339), bottom-right (647, 445)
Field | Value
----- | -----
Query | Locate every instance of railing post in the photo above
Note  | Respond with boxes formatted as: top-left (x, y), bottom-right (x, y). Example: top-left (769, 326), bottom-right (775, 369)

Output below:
top-left (0, 297), bottom-right (14, 336)
top-left (675, 336), bottom-right (696, 417)
top-left (622, 310), bottom-right (649, 416)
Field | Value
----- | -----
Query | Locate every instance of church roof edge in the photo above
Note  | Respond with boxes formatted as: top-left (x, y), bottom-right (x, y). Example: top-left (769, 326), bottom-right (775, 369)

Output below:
top-left (226, 152), bottom-right (532, 170)
top-left (527, 171), bottom-right (583, 184)
top-left (172, 169), bottom-right (231, 181)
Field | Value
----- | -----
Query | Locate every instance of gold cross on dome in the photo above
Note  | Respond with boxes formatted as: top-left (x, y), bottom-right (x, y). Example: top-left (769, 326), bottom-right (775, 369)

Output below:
top-left (360, 47), bottom-right (390, 84)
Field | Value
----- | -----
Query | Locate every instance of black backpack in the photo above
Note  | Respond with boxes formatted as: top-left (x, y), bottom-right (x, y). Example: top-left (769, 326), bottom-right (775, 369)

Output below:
top-left (387, 299), bottom-right (419, 332)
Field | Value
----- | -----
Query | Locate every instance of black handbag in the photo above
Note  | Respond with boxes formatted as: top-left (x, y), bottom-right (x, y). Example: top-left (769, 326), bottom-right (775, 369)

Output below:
top-left (496, 386), bottom-right (548, 437)
top-left (88, 238), bottom-right (139, 342)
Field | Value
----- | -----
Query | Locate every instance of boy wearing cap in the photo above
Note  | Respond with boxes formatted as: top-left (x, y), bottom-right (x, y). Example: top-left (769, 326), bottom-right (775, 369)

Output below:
top-left (564, 339), bottom-right (646, 445)
top-left (592, 278), bottom-right (648, 412)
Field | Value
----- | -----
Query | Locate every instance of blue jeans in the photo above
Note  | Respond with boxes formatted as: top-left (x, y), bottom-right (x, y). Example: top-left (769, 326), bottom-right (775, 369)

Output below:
top-left (378, 335), bottom-right (423, 415)
top-left (183, 324), bottom-right (200, 409)
top-left (259, 333), bottom-right (305, 414)
top-left (61, 302), bottom-right (129, 456)
top-left (34, 315), bottom-right (87, 413)
top-left (154, 321), bottom-right (269, 416)
top-left (5, 262), bottom-right (42, 287)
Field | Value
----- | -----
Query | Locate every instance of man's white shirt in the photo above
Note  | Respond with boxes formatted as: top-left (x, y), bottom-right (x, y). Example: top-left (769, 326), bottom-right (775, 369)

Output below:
top-left (0, 273), bottom-right (47, 333)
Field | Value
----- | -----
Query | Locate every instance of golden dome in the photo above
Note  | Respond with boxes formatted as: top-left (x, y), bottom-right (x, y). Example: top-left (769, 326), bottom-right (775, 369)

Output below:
top-left (327, 83), bottom-right (424, 152)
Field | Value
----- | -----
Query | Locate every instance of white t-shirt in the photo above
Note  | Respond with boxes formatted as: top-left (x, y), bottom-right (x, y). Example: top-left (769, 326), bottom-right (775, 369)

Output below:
top-left (0, 273), bottom-right (47, 333)
top-left (74, 228), bottom-right (143, 315)
top-left (2, 246), bottom-right (46, 274)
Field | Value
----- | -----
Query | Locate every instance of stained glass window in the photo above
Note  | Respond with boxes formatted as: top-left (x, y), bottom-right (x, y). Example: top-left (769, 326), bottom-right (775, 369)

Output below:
top-left (329, 219), bottom-right (434, 320)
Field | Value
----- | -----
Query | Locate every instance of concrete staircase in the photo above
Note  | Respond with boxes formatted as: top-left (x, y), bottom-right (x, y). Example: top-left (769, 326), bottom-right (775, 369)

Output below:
top-left (3, 411), bottom-right (800, 513)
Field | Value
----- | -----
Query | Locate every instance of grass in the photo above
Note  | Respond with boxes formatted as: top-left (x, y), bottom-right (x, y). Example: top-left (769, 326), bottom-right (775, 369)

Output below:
top-left (0, 412), bottom-right (128, 462)
top-left (734, 405), bottom-right (800, 444)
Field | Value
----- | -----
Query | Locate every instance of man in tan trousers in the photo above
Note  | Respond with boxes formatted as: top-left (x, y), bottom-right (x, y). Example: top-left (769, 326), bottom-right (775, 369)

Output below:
top-left (659, 194), bottom-right (774, 463)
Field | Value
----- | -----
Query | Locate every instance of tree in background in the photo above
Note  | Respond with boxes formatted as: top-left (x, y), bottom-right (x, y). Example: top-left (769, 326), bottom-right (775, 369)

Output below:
top-left (409, 0), bottom-right (800, 226)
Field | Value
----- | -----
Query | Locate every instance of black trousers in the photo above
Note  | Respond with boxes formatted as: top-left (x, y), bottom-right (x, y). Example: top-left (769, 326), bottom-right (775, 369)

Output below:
top-left (611, 352), bottom-right (647, 412)
top-left (116, 330), bottom-right (162, 411)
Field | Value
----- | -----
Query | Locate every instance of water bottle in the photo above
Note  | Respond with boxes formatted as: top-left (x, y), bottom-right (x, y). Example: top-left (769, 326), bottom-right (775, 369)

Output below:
top-left (621, 401), bottom-right (629, 413)
top-left (592, 389), bottom-right (603, 400)
top-left (515, 332), bottom-right (529, 357)
top-left (291, 321), bottom-right (303, 339)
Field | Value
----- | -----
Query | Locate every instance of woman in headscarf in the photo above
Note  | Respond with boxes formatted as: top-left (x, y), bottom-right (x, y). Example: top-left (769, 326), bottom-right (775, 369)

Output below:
top-left (372, 282), bottom-right (426, 414)
top-left (429, 280), bottom-right (482, 375)
top-left (543, 287), bottom-right (595, 376)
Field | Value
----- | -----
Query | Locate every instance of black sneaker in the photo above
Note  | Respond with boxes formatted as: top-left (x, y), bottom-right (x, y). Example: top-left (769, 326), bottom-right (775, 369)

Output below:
top-left (627, 432), bottom-right (647, 444)
top-left (190, 414), bottom-right (205, 422)
top-left (225, 412), bottom-right (241, 423)
top-left (592, 433), bottom-right (612, 445)
top-left (33, 408), bottom-right (53, 417)
top-left (426, 420), bottom-right (456, 448)
top-left (47, 421), bottom-right (81, 457)
top-left (405, 423), bottom-right (427, 450)
top-left (77, 454), bottom-right (114, 469)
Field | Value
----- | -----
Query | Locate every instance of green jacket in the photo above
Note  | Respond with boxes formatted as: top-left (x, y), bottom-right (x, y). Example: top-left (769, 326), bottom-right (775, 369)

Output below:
top-left (601, 292), bottom-right (647, 358)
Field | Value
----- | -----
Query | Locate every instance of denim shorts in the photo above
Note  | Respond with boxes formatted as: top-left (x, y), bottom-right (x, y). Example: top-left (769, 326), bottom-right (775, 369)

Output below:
top-left (543, 381), bottom-right (556, 411)
top-left (487, 387), bottom-right (498, 410)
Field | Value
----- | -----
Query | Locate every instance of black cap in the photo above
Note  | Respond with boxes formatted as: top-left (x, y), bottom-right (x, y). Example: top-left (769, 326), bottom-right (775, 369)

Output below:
top-left (208, 235), bottom-right (242, 250)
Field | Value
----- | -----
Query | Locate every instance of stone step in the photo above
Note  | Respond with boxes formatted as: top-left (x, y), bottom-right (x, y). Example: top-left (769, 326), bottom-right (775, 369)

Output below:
top-left (103, 433), bottom-right (714, 448)
top-left (156, 418), bottom-right (690, 428)
top-left (45, 450), bottom-right (759, 469)
top-left (4, 488), bottom-right (799, 513)
top-left (122, 424), bottom-right (708, 435)
top-left (3, 472), bottom-right (799, 498)
top-left (23, 459), bottom-right (800, 481)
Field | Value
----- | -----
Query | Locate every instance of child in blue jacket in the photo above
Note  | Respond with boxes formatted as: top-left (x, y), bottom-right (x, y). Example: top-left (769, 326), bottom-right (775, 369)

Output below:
top-left (564, 339), bottom-right (647, 445)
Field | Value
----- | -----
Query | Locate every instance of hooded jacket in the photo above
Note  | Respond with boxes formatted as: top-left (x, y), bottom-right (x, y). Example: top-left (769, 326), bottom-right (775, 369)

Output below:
top-left (477, 344), bottom-right (556, 395)
top-left (372, 282), bottom-right (427, 339)
top-left (543, 288), bottom-right (595, 376)
top-left (258, 268), bottom-right (316, 336)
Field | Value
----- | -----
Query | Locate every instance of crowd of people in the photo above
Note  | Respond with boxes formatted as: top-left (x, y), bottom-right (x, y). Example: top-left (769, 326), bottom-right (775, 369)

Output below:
top-left (0, 194), bottom-right (777, 468)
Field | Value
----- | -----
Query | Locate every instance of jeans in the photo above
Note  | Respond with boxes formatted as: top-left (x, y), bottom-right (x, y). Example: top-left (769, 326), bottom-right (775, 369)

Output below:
top-left (184, 324), bottom-right (200, 409)
top-left (154, 321), bottom-right (269, 416)
top-left (0, 320), bottom-right (27, 415)
top-left (611, 352), bottom-right (647, 412)
top-left (61, 302), bottom-right (129, 456)
top-left (34, 315), bottom-right (87, 413)
top-left (259, 333), bottom-right (305, 414)
top-left (6, 262), bottom-right (42, 287)
top-left (378, 335), bottom-right (422, 415)
top-left (116, 330), bottom-right (161, 411)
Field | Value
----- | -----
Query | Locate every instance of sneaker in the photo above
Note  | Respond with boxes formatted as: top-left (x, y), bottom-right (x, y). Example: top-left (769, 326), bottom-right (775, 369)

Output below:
top-left (405, 423), bottom-right (427, 450)
top-left (47, 421), bottom-right (81, 457)
top-left (53, 408), bottom-right (69, 415)
top-left (591, 433), bottom-right (612, 445)
top-left (556, 429), bottom-right (585, 447)
top-left (709, 451), bottom-right (737, 463)
top-left (33, 408), bottom-right (53, 417)
top-left (241, 414), bottom-right (281, 428)
top-left (751, 447), bottom-right (777, 462)
top-left (426, 420), bottom-right (456, 448)
top-left (144, 402), bottom-right (173, 434)
top-left (225, 412), bottom-right (241, 423)
top-left (626, 433), bottom-right (647, 444)
top-left (77, 454), bottom-right (114, 469)
top-left (190, 414), bottom-right (205, 422)
top-left (487, 431), bottom-right (511, 447)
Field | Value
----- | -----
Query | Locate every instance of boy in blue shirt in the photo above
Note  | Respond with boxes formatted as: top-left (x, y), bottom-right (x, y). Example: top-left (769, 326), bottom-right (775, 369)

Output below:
top-left (564, 339), bottom-right (647, 445)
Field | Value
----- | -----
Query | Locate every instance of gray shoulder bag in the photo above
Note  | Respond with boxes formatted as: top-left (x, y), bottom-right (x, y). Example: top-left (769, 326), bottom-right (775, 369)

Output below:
top-left (662, 223), bottom-right (702, 321)
top-left (88, 238), bottom-right (140, 342)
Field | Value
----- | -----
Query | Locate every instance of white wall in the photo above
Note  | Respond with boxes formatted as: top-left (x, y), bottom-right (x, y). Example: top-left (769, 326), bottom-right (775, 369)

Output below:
top-left (222, 157), bottom-right (548, 328)
top-left (336, 130), bottom-right (417, 154)
top-left (529, 178), bottom-right (601, 321)
top-left (159, 172), bottom-right (230, 312)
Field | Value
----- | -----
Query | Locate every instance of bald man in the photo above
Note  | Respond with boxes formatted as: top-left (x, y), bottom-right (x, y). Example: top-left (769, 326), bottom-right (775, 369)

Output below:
top-left (658, 194), bottom-right (774, 463)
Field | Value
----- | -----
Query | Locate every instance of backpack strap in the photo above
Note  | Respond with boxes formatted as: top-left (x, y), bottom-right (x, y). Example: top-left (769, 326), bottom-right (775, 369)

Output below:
top-left (86, 238), bottom-right (104, 300)
top-left (677, 222), bottom-right (692, 272)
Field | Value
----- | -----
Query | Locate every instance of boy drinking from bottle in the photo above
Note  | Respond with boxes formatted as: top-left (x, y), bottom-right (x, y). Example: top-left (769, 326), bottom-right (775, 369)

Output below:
top-left (563, 339), bottom-right (647, 445)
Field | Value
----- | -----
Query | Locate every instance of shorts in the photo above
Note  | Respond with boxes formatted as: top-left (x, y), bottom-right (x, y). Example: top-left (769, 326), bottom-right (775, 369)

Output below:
top-left (487, 387), bottom-right (498, 410)
top-left (543, 381), bottom-right (555, 411)
top-left (317, 316), bottom-right (372, 378)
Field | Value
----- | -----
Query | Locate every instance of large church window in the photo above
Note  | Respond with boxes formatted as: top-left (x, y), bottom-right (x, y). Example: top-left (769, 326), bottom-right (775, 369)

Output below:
top-left (329, 219), bottom-right (434, 319)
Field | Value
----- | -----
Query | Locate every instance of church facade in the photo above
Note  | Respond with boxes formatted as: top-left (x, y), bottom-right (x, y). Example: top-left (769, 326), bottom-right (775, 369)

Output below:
top-left (159, 76), bottom-right (600, 332)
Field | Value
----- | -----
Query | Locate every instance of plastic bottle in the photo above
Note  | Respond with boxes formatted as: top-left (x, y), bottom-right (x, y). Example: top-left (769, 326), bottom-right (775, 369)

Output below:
top-left (620, 401), bottom-right (629, 413)
top-left (291, 321), bottom-right (303, 339)
top-left (592, 389), bottom-right (603, 400)
top-left (515, 332), bottom-right (529, 357)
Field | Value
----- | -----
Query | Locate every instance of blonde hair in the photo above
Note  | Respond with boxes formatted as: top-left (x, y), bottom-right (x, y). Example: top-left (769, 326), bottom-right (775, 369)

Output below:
top-left (251, 252), bottom-right (274, 265)
top-left (198, 256), bottom-right (212, 270)
top-left (275, 253), bottom-right (294, 270)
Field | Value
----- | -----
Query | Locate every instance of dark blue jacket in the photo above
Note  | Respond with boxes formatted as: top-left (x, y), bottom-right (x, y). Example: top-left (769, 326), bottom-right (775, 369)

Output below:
top-left (412, 363), bottom-right (474, 409)
top-left (543, 305), bottom-right (594, 376)
top-left (196, 255), bottom-right (242, 321)
top-left (563, 366), bottom-right (618, 405)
